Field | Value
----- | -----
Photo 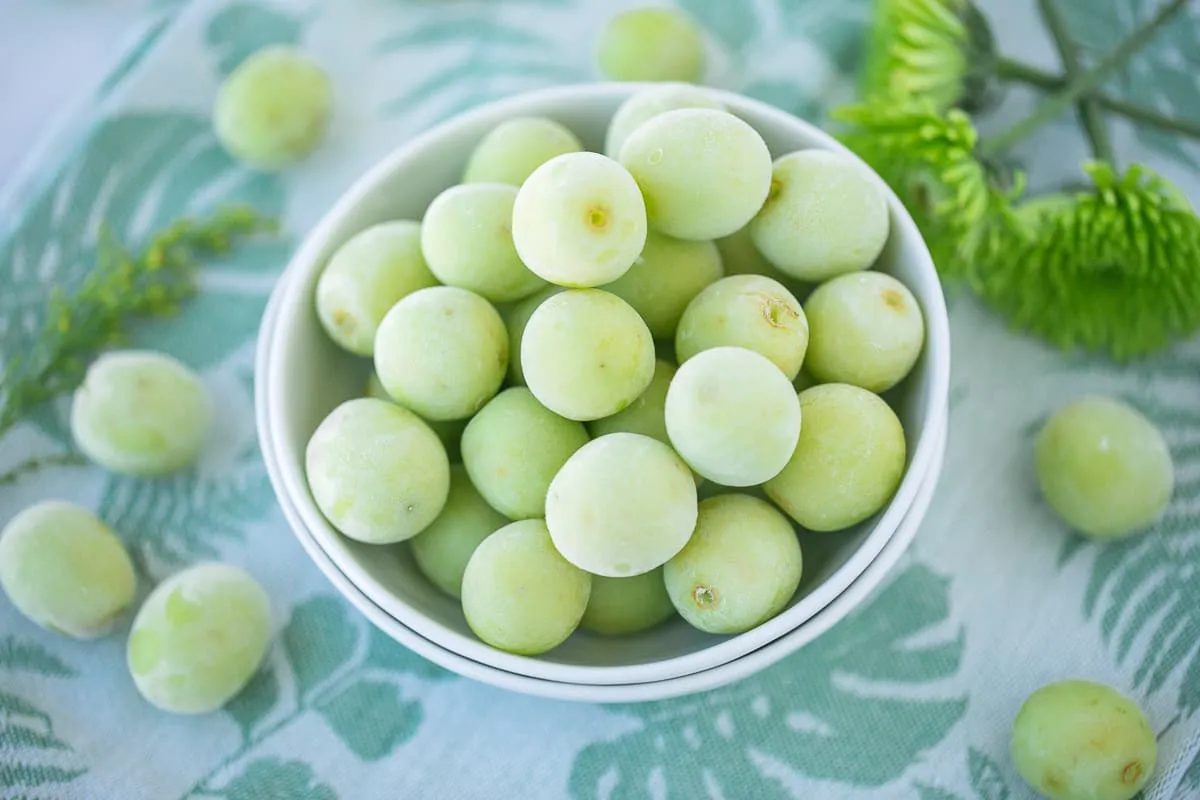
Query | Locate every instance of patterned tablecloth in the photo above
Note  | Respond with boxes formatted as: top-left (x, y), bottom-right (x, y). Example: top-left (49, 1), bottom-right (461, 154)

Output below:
top-left (2, 1), bottom-right (1200, 798)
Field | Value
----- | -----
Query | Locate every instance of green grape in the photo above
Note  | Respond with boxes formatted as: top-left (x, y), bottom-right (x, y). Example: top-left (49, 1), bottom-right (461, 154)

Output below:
top-left (305, 398), bottom-right (450, 544)
top-left (213, 46), bottom-right (332, 170)
top-left (0, 501), bottom-right (136, 639)
top-left (675, 274), bottom-right (809, 380)
top-left (601, 230), bottom-right (723, 339)
top-left (521, 289), bottom-right (655, 422)
top-left (580, 569), bottom-right (676, 636)
top-left (596, 7), bottom-right (706, 83)
top-left (363, 370), bottom-right (467, 462)
top-left (461, 519), bottom-right (591, 655)
top-left (587, 358), bottom-right (675, 444)
top-left (619, 108), bottom-right (772, 241)
top-left (463, 116), bottom-right (583, 186)
top-left (316, 221), bottom-right (438, 356)
top-left (501, 286), bottom-right (564, 385)
top-left (71, 350), bottom-right (212, 477)
top-left (715, 224), bottom-right (808, 296)
top-left (410, 465), bottom-right (508, 598)
top-left (374, 286), bottom-right (508, 421)
top-left (764, 383), bottom-right (906, 531)
top-left (750, 149), bottom-right (890, 282)
top-left (421, 183), bottom-right (547, 303)
top-left (1011, 679), bottom-right (1157, 800)
top-left (664, 493), bottom-right (802, 634)
top-left (793, 368), bottom-right (819, 393)
top-left (665, 347), bottom-right (801, 487)
top-left (127, 562), bottom-right (271, 714)
top-left (546, 433), bottom-right (698, 577)
top-left (1035, 397), bottom-right (1174, 539)
top-left (512, 152), bottom-right (648, 287)
top-left (604, 82), bottom-right (725, 158)
top-left (461, 388), bottom-right (590, 519)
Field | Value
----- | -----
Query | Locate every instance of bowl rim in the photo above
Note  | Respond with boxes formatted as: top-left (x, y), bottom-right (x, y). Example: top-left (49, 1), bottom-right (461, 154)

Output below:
top-left (262, 81), bottom-right (951, 684)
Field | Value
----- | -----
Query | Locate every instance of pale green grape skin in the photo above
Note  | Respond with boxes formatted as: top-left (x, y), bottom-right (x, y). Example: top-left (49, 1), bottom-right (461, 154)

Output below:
top-left (512, 152), bottom-right (647, 288)
top-left (363, 370), bottom-right (467, 462)
top-left (664, 494), bottom-right (802, 634)
top-left (213, 46), bottom-right (332, 170)
top-left (463, 116), bottom-right (583, 186)
top-left (461, 519), bottom-right (591, 655)
top-left (305, 398), bottom-right (450, 544)
top-left (0, 501), bottom-right (136, 639)
top-left (316, 221), bottom-right (438, 356)
top-left (71, 350), bottom-right (212, 477)
top-left (588, 358), bottom-right (675, 444)
top-left (1035, 397), bottom-right (1173, 540)
top-left (804, 272), bottom-right (924, 392)
top-left (546, 433), bottom-right (698, 577)
top-left (501, 286), bottom-right (564, 385)
top-left (127, 563), bottom-right (271, 715)
top-left (1011, 679), bottom-right (1157, 800)
top-left (675, 274), bottom-right (809, 380)
top-left (461, 388), bottom-right (590, 519)
top-left (521, 289), bottom-right (655, 422)
top-left (750, 149), bottom-right (890, 282)
top-left (374, 286), bottom-right (508, 421)
top-left (410, 465), bottom-right (508, 598)
top-left (604, 83), bottom-right (725, 158)
top-left (619, 108), bottom-right (772, 241)
top-left (715, 224), bottom-right (808, 297)
top-left (597, 7), bottom-right (706, 84)
top-left (421, 183), bottom-right (546, 303)
top-left (764, 384), bottom-right (906, 531)
top-left (580, 569), bottom-right (676, 636)
top-left (665, 347), bottom-right (801, 487)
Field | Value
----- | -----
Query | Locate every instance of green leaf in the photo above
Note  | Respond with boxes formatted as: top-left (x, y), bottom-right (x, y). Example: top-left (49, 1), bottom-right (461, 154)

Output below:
top-left (205, 2), bottom-right (306, 76)
top-left (0, 764), bottom-right (86, 789)
top-left (363, 627), bottom-right (454, 682)
top-left (218, 758), bottom-right (336, 800)
top-left (224, 664), bottom-right (280, 740)
top-left (1184, 744), bottom-right (1200, 790)
top-left (675, 0), bottom-right (760, 53)
top-left (0, 724), bottom-right (69, 752)
top-left (316, 679), bottom-right (422, 761)
top-left (375, 18), bottom-right (551, 52)
top-left (283, 597), bottom-right (358, 700)
top-left (0, 691), bottom-right (50, 727)
top-left (967, 748), bottom-right (1011, 800)
top-left (0, 637), bottom-right (75, 677)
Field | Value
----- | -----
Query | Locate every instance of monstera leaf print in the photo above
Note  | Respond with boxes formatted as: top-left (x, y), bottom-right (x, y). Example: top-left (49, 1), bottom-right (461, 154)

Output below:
top-left (205, 1), bottom-right (307, 76)
top-left (915, 748), bottom-right (1015, 800)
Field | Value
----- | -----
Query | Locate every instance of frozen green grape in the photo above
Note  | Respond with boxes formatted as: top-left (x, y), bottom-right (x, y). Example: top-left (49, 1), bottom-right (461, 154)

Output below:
top-left (750, 149), bottom-right (889, 282)
top-left (715, 224), bottom-right (807, 296)
top-left (1011, 679), bottom-right (1157, 800)
top-left (461, 519), bottom-right (591, 655)
top-left (1035, 397), bottom-right (1174, 539)
top-left (363, 371), bottom-right (467, 462)
top-left (521, 289), bottom-right (655, 421)
top-left (601, 230), bottom-right (723, 338)
top-left (597, 7), bottom-right (706, 83)
top-left (305, 398), bottom-right (450, 544)
top-left (374, 286), bottom-right (508, 421)
top-left (410, 465), bottom-right (508, 598)
top-left (665, 347), bottom-right (801, 487)
top-left (580, 569), bottom-right (675, 636)
top-left (127, 563), bottom-right (271, 715)
top-left (605, 82), bottom-right (725, 158)
top-left (421, 183), bottom-right (546, 303)
top-left (619, 108), bottom-right (772, 241)
top-left (588, 358), bottom-right (675, 444)
top-left (461, 388), bottom-right (590, 519)
top-left (546, 433), bottom-right (698, 577)
top-left (71, 350), bottom-right (212, 477)
top-left (213, 46), bottom-right (332, 170)
top-left (512, 152), bottom-right (647, 287)
top-left (502, 286), bottom-right (564, 385)
top-left (0, 501), bottom-right (136, 639)
top-left (675, 275), bottom-right (809, 380)
top-left (664, 494), bottom-right (802, 634)
top-left (316, 221), bottom-right (438, 356)
top-left (764, 384), bottom-right (906, 531)
top-left (463, 116), bottom-right (583, 186)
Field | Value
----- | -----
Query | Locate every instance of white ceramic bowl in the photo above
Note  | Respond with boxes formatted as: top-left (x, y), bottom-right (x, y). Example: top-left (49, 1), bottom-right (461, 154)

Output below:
top-left (260, 82), bottom-right (950, 686)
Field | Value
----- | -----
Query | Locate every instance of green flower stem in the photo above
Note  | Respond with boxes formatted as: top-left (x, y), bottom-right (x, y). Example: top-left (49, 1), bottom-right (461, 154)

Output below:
top-left (0, 452), bottom-right (88, 487)
top-left (1037, 0), bottom-right (1115, 164)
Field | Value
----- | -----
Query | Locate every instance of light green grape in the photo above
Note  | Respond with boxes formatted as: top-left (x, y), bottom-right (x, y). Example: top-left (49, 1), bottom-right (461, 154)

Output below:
top-left (127, 562), bottom-right (271, 714)
top-left (664, 494), bottom-right (802, 634)
top-left (316, 221), bottom-right (438, 356)
top-left (213, 46), bottom-right (332, 170)
top-left (619, 108), bottom-right (772, 241)
top-left (374, 286), bottom-right (508, 421)
top-left (512, 152), bottom-right (647, 287)
top-left (604, 82), bottom-right (725, 158)
top-left (764, 384), bottom-right (906, 531)
top-left (715, 224), bottom-right (808, 296)
top-left (71, 350), bottom-right (212, 477)
top-left (587, 358), bottom-right (675, 444)
top-left (0, 501), bottom-right (136, 639)
top-left (675, 274), bottom-right (809, 380)
top-left (1035, 397), bottom-right (1173, 539)
top-left (461, 388), bottom-right (590, 519)
top-left (665, 347), bottom-right (801, 487)
top-left (463, 116), bottom-right (583, 186)
top-left (750, 149), bottom-right (890, 282)
top-left (461, 519), bottom-right (591, 655)
top-left (305, 398), bottom-right (450, 544)
top-left (580, 569), bottom-right (676, 636)
top-left (410, 465), bottom-right (508, 598)
top-left (1011, 679), bottom-right (1157, 800)
top-left (546, 433), bottom-right (698, 577)
top-left (501, 286), bottom-right (564, 385)
top-left (421, 183), bottom-right (546, 303)
top-left (364, 370), bottom-right (467, 462)
top-left (521, 289), bottom-right (655, 421)
top-left (596, 7), bottom-right (706, 83)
